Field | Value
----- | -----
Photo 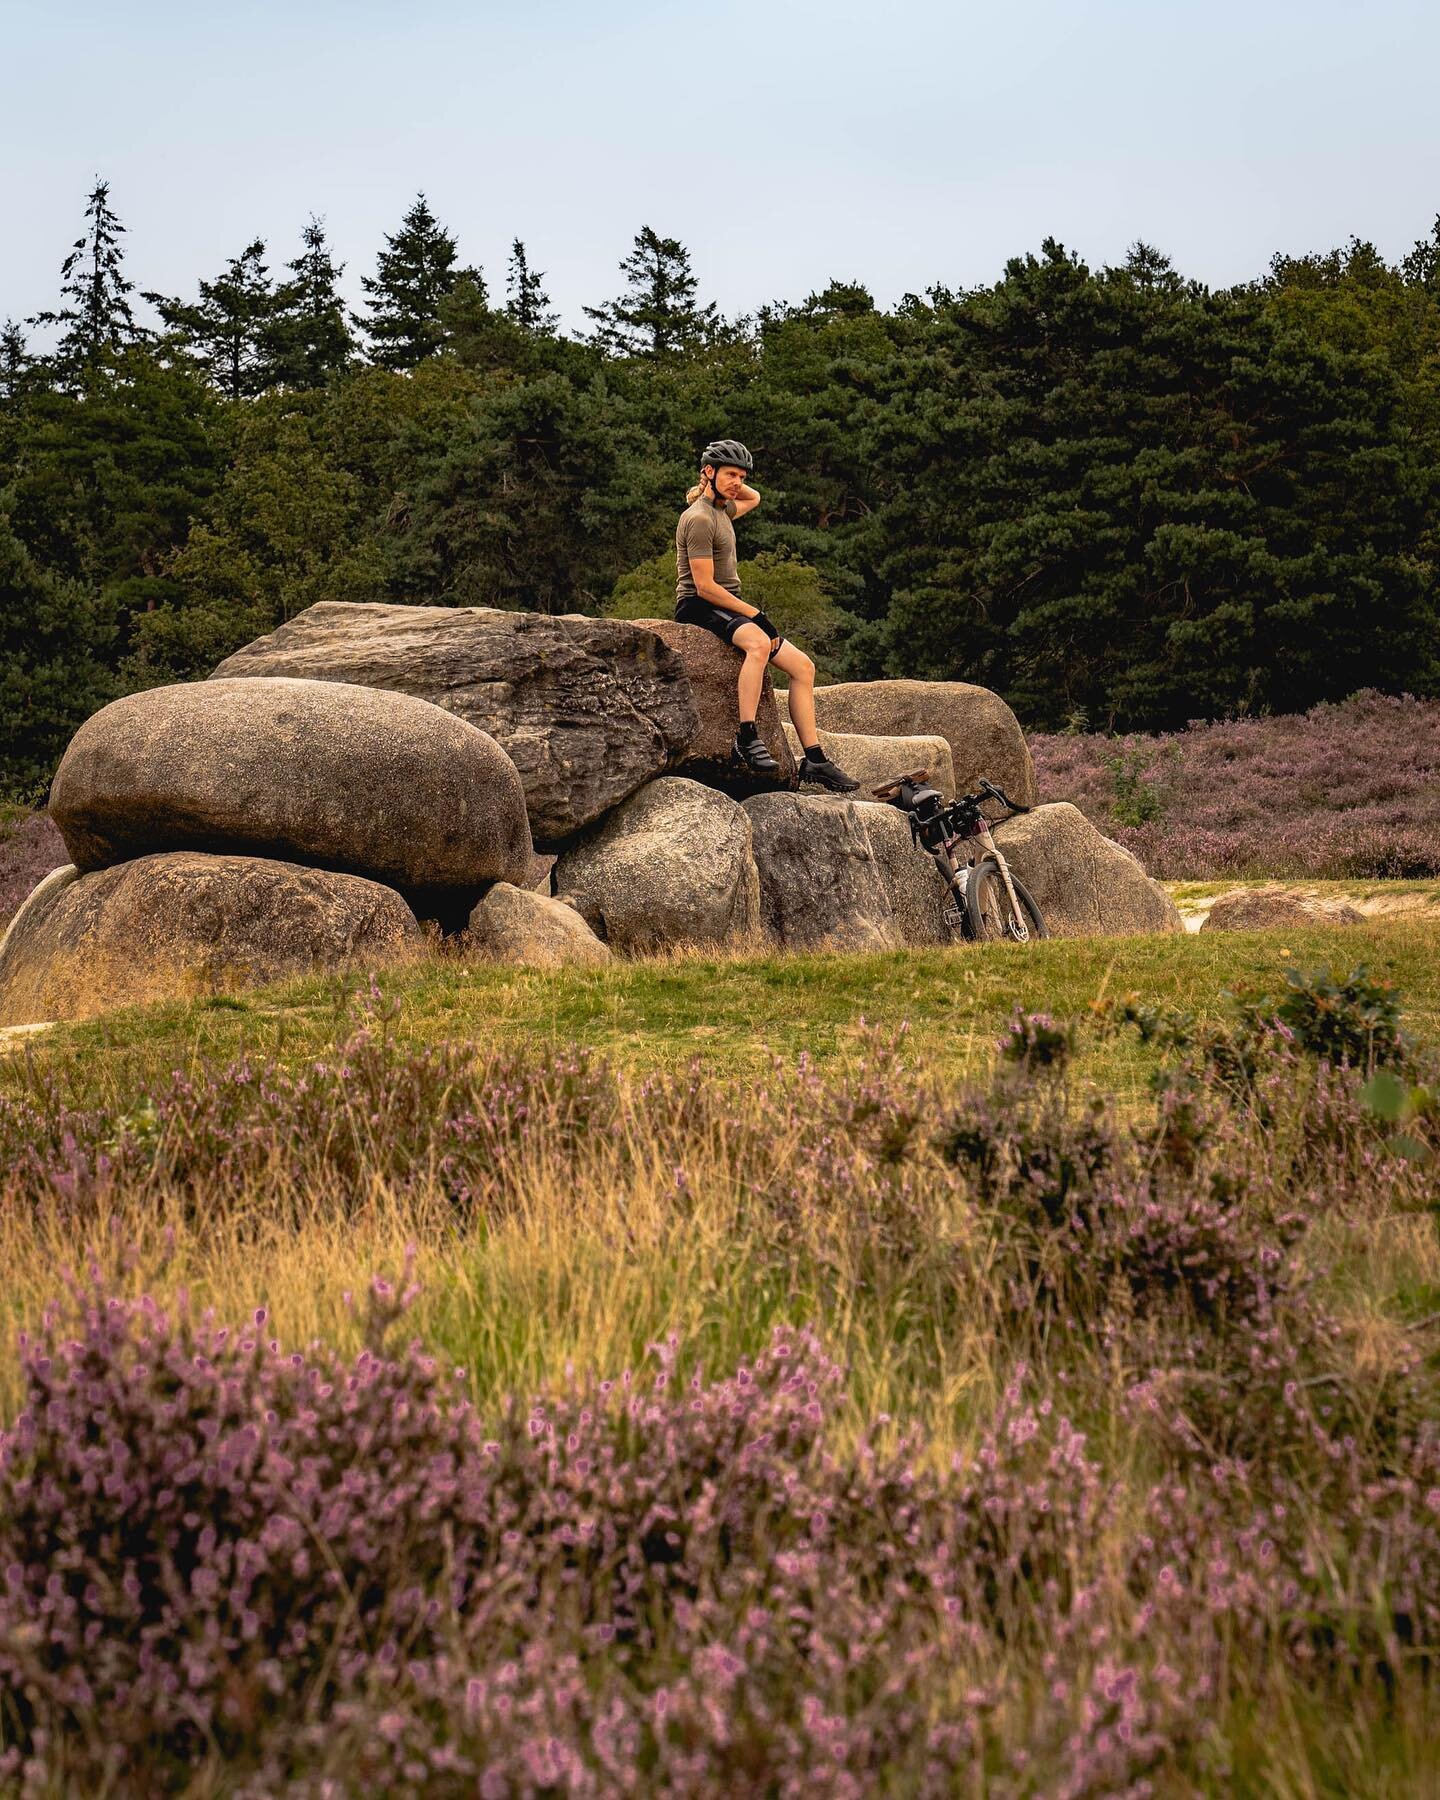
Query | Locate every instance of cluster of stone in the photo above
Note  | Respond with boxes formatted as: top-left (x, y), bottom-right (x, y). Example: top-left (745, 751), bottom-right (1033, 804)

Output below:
top-left (0, 603), bottom-right (1181, 1025)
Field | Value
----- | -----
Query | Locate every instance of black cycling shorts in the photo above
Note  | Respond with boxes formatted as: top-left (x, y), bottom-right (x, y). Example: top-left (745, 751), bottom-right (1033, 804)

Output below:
top-left (674, 597), bottom-right (782, 659)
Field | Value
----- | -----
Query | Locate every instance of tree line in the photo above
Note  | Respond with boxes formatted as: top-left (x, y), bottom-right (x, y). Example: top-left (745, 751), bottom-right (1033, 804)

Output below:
top-left (3, 180), bottom-right (1439, 796)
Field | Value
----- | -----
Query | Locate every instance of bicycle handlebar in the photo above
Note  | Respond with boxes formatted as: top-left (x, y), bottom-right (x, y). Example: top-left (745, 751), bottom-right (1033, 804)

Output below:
top-left (977, 778), bottom-right (1030, 815)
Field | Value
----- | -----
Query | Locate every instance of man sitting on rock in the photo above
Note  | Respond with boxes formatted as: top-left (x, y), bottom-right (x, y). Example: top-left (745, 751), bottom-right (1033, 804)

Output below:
top-left (675, 438), bottom-right (859, 791)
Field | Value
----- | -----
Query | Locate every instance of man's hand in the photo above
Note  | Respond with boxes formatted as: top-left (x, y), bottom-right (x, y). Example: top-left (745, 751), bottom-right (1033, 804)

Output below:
top-left (731, 482), bottom-right (761, 520)
top-left (749, 608), bottom-right (782, 650)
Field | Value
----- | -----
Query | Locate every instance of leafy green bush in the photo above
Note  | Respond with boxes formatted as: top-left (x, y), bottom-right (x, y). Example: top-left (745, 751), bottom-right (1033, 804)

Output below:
top-left (1274, 962), bottom-right (1410, 1068)
top-left (1103, 740), bottom-right (1181, 828)
top-left (607, 548), bottom-right (846, 680)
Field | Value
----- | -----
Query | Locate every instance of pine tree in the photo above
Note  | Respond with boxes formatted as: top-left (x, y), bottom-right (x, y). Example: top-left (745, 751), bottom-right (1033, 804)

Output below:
top-left (1401, 215), bottom-right (1440, 294)
top-left (506, 239), bottom-right (558, 333)
top-left (267, 216), bottom-right (355, 389)
top-left (0, 322), bottom-right (29, 405)
top-left (583, 227), bottom-right (718, 358)
top-left (391, 344), bottom-right (668, 613)
top-left (147, 240), bottom-right (278, 400)
top-left (1117, 240), bottom-right (1184, 296)
top-left (358, 194), bottom-right (465, 370)
top-left (27, 179), bottom-right (140, 390)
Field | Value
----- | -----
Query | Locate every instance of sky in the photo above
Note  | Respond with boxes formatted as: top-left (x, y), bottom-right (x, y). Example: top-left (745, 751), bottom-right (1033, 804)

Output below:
top-left (4, 0), bottom-right (1438, 342)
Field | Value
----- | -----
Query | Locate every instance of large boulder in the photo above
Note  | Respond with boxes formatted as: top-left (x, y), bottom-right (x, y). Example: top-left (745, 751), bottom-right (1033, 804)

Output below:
top-left (212, 603), bottom-right (699, 847)
top-left (780, 721), bottom-right (957, 798)
top-left (811, 679), bottom-right (1035, 805)
top-left (553, 777), bottom-right (761, 953)
top-left (631, 620), bottom-right (797, 794)
top-left (49, 677), bottom-right (533, 913)
top-left (0, 865), bottom-right (80, 970)
top-left (465, 882), bottom-right (612, 969)
top-left (1201, 889), bottom-right (1364, 932)
top-left (741, 793), bottom-right (902, 953)
top-left (992, 802), bottom-right (1183, 937)
top-left (0, 852), bottom-right (423, 1026)
top-left (851, 800), bottom-right (958, 947)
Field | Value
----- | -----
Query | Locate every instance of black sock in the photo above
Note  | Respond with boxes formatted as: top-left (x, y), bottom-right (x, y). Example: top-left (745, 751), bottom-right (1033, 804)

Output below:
top-left (803, 744), bottom-right (828, 763)
top-left (737, 721), bottom-right (760, 744)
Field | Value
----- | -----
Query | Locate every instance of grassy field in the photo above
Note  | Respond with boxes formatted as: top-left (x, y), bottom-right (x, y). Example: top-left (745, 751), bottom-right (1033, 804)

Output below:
top-left (13, 915), bottom-right (1438, 1104)
top-left (1, 918), bottom-right (1437, 1793)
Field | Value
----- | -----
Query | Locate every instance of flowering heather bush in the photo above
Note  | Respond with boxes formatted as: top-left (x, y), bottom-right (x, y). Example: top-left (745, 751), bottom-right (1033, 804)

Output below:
top-left (1028, 690), bottom-right (1440, 878)
top-left (1, 1263), bottom-right (1436, 1796)
top-left (0, 990), bottom-right (1436, 1791)
top-left (0, 811), bottom-right (65, 930)
top-left (0, 1007), bottom-right (617, 1220)
top-left (0, 1280), bottom-right (1165, 1796)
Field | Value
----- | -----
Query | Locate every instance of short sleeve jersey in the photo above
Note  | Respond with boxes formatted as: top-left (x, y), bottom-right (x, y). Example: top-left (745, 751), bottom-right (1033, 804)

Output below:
top-left (675, 496), bottom-right (740, 605)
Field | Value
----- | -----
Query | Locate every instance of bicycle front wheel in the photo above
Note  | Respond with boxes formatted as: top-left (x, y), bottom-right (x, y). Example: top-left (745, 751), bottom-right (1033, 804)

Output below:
top-left (966, 857), bottom-right (1047, 942)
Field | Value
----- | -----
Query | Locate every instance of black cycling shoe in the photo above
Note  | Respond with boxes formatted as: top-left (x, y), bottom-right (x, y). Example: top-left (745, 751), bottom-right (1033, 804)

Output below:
top-left (730, 731), bottom-right (781, 776)
top-left (799, 753), bottom-right (860, 793)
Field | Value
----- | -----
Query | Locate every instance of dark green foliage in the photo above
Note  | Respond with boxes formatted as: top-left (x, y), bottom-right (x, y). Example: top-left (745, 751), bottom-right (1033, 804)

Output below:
top-left (264, 217), bottom-right (356, 389)
top-left (0, 495), bottom-right (116, 797)
top-left (135, 389), bottom-right (387, 682)
top-left (389, 348), bottom-right (669, 612)
top-left (357, 193), bottom-right (466, 370)
top-left (863, 239), bottom-right (1440, 728)
top-left (584, 226), bottom-right (720, 358)
top-left (4, 349), bottom-right (221, 621)
top-left (0, 323), bottom-right (28, 406)
top-left (146, 239), bottom-right (277, 400)
top-left (506, 239), bottom-right (558, 334)
top-left (26, 180), bottom-right (141, 391)
top-left (6, 202), bottom-right (1440, 794)
top-left (1273, 963), bottom-right (1409, 1068)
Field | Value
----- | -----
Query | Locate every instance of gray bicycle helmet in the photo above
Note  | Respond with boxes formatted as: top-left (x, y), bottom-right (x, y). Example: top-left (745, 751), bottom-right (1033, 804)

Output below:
top-left (701, 438), bottom-right (754, 472)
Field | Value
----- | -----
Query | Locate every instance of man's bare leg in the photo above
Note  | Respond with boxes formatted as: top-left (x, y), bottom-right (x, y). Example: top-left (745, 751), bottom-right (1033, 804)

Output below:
top-left (771, 640), bottom-right (859, 790)
top-left (736, 636), bottom-right (770, 721)
top-left (773, 640), bottom-right (818, 745)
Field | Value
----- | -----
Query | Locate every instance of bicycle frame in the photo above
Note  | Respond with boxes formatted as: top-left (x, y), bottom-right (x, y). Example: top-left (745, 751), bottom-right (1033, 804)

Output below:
top-left (872, 769), bottom-right (1034, 942)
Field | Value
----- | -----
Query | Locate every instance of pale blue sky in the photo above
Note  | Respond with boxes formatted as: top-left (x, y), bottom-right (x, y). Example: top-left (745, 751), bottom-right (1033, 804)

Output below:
top-left (4, 0), bottom-right (1437, 341)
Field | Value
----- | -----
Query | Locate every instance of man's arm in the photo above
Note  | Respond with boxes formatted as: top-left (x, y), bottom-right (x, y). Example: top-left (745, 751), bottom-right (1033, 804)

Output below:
top-left (731, 482), bottom-right (761, 521)
top-left (688, 555), bottom-right (757, 616)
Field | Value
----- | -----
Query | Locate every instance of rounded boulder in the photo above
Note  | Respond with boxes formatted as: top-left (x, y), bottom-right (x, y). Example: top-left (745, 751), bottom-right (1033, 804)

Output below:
top-left (0, 852), bottom-right (423, 1026)
top-left (992, 802), bottom-right (1183, 937)
top-left (741, 792), bottom-right (902, 953)
top-left (811, 678), bottom-right (1035, 805)
top-left (780, 721), bottom-right (957, 798)
top-left (553, 777), bottom-right (762, 953)
top-left (49, 677), bottom-right (534, 905)
top-left (1200, 889), bottom-right (1365, 931)
top-left (465, 883), bottom-right (613, 969)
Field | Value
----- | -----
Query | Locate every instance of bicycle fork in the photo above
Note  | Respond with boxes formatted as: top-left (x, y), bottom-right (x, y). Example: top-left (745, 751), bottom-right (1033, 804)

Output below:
top-left (976, 822), bottom-right (1030, 939)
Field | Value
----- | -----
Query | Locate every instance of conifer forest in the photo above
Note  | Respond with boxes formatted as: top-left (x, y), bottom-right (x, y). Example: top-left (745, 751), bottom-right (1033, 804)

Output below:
top-left (4, 181), bottom-right (1440, 797)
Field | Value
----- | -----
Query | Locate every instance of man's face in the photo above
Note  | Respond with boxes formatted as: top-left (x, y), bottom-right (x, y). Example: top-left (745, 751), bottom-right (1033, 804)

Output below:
top-left (706, 464), bottom-right (749, 500)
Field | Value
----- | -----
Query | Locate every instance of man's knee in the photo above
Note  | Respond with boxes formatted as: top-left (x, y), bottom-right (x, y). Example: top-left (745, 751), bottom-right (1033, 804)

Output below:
top-left (788, 650), bottom-right (816, 684)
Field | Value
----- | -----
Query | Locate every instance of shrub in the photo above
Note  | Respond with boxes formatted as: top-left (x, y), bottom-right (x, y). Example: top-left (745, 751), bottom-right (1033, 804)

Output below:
top-left (1028, 691), bottom-right (1440, 878)
top-left (1272, 962), bottom-right (1409, 1068)
top-left (1102, 740), bottom-right (1180, 828)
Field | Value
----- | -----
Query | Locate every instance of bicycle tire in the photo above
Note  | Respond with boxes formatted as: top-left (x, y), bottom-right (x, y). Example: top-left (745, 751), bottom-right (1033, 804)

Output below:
top-left (966, 857), bottom-right (1048, 942)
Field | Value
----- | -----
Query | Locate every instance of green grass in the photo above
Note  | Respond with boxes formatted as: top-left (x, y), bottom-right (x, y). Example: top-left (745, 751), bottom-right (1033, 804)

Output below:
top-left (15, 918), bottom-right (1439, 1110)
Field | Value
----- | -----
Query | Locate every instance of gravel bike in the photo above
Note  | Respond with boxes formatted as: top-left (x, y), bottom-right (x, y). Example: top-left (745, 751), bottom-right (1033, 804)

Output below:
top-left (871, 770), bottom-right (1048, 942)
